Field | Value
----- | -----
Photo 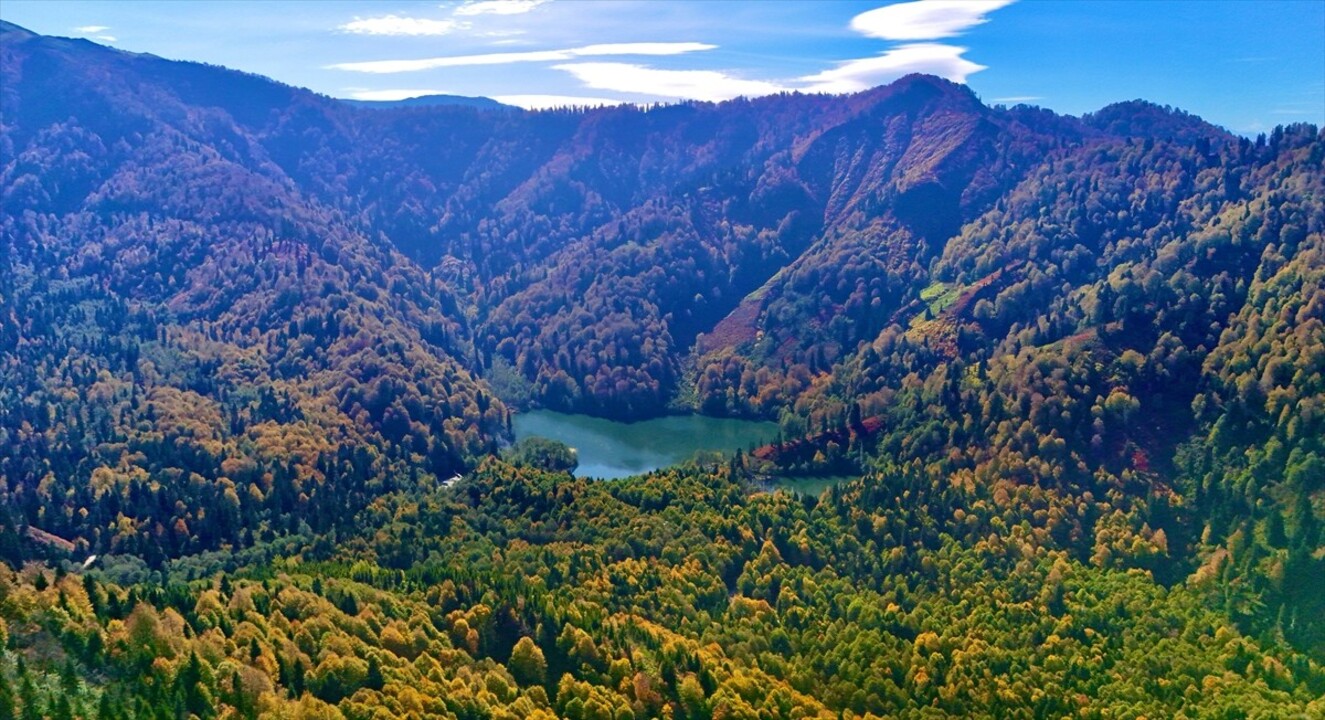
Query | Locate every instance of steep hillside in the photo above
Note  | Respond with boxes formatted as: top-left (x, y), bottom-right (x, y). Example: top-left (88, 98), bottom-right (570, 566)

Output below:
top-left (1, 22), bottom-right (509, 565)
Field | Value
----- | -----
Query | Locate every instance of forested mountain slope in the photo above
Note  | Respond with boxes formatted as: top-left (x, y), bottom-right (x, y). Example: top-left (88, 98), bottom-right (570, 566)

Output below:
top-left (1, 21), bottom-right (509, 568)
top-left (2, 21), bottom-right (1323, 719)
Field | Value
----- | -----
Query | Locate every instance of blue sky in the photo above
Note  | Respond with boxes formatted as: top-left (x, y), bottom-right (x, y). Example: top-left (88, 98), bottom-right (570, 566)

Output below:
top-left (2, 0), bottom-right (1321, 133)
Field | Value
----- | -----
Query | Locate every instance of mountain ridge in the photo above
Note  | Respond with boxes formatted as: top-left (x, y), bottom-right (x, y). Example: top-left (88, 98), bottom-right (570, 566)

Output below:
top-left (339, 94), bottom-right (514, 111)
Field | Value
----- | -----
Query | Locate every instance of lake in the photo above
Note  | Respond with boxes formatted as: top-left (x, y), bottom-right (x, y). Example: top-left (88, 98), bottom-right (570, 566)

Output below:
top-left (512, 410), bottom-right (777, 480)
top-left (511, 410), bottom-right (857, 495)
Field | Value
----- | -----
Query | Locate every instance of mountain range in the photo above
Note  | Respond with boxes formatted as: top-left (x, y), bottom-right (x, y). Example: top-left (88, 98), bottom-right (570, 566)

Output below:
top-left (1, 20), bottom-right (1322, 718)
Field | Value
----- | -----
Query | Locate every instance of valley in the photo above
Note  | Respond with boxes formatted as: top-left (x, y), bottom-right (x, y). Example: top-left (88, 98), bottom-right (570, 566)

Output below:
top-left (0, 16), bottom-right (1322, 719)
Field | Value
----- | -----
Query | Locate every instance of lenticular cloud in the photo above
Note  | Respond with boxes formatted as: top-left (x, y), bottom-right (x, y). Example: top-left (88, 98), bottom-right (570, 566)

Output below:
top-left (852, 0), bottom-right (1016, 41)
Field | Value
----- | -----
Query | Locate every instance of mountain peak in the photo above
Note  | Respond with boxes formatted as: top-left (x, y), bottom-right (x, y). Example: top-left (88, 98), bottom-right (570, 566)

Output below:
top-left (891, 73), bottom-right (973, 93)
top-left (855, 74), bottom-right (981, 105)
top-left (1085, 99), bottom-right (1229, 142)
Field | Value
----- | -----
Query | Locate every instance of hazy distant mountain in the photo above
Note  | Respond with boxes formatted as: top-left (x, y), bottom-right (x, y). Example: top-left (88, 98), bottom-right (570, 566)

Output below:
top-left (341, 93), bottom-right (515, 111)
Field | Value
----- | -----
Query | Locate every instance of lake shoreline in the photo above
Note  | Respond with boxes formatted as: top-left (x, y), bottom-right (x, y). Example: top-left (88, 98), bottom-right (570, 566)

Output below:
top-left (512, 409), bottom-right (853, 495)
top-left (512, 409), bottom-right (775, 480)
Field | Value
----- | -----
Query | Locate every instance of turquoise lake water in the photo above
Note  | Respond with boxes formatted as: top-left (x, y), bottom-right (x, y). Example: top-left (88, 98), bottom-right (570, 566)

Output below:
top-left (512, 409), bottom-right (776, 479)
top-left (511, 410), bottom-right (855, 495)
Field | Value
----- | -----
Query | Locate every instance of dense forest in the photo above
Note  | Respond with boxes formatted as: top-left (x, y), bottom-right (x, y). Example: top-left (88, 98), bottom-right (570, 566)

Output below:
top-left (1, 20), bottom-right (1323, 718)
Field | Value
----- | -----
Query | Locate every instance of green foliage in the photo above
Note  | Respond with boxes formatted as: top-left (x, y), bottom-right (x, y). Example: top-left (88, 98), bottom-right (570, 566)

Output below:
top-left (4, 462), bottom-right (1324, 718)
top-left (508, 636), bottom-right (547, 686)
top-left (503, 436), bottom-right (579, 474)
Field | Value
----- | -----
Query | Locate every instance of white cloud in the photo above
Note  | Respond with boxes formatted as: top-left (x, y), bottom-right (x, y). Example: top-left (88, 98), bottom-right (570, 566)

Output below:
top-left (331, 51), bottom-right (564, 74)
top-left (799, 43), bottom-right (986, 93)
top-left (74, 25), bottom-right (109, 33)
top-left (346, 89), bottom-right (456, 101)
top-left (991, 95), bottom-right (1041, 103)
top-left (454, 0), bottom-right (549, 16)
top-left (852, 0), bottom-right (1015, 41)
top-left (328, 42), bottom-right (716, 74)
top-left (339, 15), bottom-right (469, 36)
top-left (791, 1), bottom-right (1012, 95)
top-left (493, 94), bottom-right (628, 109)
top-left (330, 1), bottom-right (1014, 103)
top-left (580, 42), bottom-right (718, 56)
top-left (96, 35), bottom-right (117, 43)
top-left (553, 62), bottom-right (787, 102)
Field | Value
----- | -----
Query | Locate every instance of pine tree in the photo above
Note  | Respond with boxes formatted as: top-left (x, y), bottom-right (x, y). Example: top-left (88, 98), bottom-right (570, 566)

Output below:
top-left (365, 655), bottom-right (385, 691)
top-left (0, 671), bottom-right (16, 720)
top-left (18, 667), bottom-right (40, 720)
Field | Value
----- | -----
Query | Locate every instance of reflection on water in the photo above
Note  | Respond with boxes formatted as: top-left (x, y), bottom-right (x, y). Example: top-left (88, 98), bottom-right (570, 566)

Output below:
top-left (512, 410), bottom-right (856, 497)
top-left (512, 410), bottom-right (775, 479)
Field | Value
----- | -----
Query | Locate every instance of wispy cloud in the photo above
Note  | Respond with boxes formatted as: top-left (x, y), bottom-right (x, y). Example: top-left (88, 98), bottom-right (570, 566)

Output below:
top-left (339, 15), bottom-right (469, 36)
top-left (333, 0), bottom-right (1015, 105)
top-left (454, 0), bottom-right (549, 16)
top-left (852, 0), bottom-right (1016, 41)
top-left (991, 95), bottom-right (1042, 103)
top-left (550, 43), bottom-right (993, 103)
top-left (329, 42), bottom-right (716, 74)
top-left (72, 24), bottom-right (117, 42)
top-left (334, 1), bottom-right (546, 39)
top-left (493, 94), bottom-right (627, 109)
top-left (799, 43), bottom-right (986, 93)
top-left (553, 63), bottom-right (787, 102)
top-left (791, 1), bottom-right (1014, 95)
